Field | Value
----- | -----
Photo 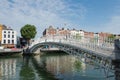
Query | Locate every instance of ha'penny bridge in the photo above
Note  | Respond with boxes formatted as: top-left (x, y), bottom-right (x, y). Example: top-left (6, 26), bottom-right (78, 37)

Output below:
top-left (24, 36), bottom-right (120, 79)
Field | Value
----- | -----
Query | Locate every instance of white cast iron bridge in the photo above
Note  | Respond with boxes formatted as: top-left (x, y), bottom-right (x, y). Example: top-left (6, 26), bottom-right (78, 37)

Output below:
top-left (24, 36), bottom-right (120, 70)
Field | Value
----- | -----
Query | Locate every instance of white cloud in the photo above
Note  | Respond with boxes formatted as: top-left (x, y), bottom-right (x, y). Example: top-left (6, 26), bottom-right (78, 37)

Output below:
top-left (0, 0), bottom-right (86, 38)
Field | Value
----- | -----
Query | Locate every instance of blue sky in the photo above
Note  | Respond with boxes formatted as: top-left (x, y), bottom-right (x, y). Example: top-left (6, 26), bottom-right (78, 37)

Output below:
top-left (0, 0), bottom-right (120, 38)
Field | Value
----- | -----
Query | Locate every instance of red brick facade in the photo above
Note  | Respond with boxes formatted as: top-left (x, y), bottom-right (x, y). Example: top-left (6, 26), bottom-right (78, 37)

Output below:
top-left (84, 31), bottom-right (94, 38)
top-left (43, 26), bottom-right (57, 36)
top-left (43, 26), bottom-right (116, 41)
top-left (43, 26), bottom-right (70, 36)
top-left (57, 28), bottom-right (70, 36)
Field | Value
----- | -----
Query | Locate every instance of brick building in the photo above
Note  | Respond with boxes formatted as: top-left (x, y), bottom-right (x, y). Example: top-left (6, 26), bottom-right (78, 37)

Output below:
top-left (43, 26), bottom-right (70, 39)
top-left (42, 25), bottom-right (117, 44)
top-left (57, 28), bottom-right (70, 36)
top-left (43, 26), bottom-right (57, 36)
top-left (84, 31), bottom-right (94, 38)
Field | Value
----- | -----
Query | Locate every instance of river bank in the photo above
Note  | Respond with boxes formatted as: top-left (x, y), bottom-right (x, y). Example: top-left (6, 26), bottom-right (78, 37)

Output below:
top-left (0, 48), bottom-right (23, 56)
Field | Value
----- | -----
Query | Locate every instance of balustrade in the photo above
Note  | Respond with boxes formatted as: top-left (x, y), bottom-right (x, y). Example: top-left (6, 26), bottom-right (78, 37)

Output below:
top-left (29, 36), bottom-right (115, 57)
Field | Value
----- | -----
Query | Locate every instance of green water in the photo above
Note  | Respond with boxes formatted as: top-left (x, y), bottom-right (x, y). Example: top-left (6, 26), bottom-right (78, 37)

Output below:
top-left (0, 52), bottom-right (115, 80)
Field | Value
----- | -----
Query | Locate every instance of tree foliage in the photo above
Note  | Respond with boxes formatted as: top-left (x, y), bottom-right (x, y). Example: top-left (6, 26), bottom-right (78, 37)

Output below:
top-left (105, 34), bottom-right (116, 43)
top-left (108, 34), bottom-right (116, 39)
top-left (20, 24), bottom-right (37, 40)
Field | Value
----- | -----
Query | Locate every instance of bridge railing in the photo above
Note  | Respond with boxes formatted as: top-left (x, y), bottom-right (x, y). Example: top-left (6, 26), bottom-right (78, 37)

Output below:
top-left (62, 38), bottom-right (114, 54)
top-left (30, 35), bottom-right (115, 55)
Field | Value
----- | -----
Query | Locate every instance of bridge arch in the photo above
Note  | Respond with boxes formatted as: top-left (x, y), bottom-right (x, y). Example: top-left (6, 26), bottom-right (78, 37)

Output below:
top-left (28, 41), bottom-right (114, 70)
top-left (23, 37), bottom-right (120, 67)
top-left (29, 42), bottom-right (61, 53)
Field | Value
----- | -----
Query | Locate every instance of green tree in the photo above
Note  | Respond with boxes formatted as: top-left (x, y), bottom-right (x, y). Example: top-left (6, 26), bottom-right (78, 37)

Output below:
top-left (105, 34), bottom-right (116, 43)
top-left (108, 34), bottom-right (116, 39)
top-left (76, 33), bottom-right (81, 40)
top-left (20, 24), bottom-right (37, 45)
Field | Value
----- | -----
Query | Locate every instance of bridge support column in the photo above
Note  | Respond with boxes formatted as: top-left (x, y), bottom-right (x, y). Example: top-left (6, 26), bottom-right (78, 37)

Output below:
top-left (114, 39), bottom-right (120, 60)
top-left (113, 39), bottom-right (120, 80)
top-left (112, 60), bottom-right (120, 80)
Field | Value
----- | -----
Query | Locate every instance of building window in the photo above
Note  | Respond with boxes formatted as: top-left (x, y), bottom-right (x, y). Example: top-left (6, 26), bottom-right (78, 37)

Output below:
top-left (4, 35), bottom-right (6, 38)
top-left (12, 40), bottom-right (14, 44)
top-left (12, 35), bottom-right (14, 38)
top-left (8, 40), bottom-right (10, 44)
top-left (8, 31), bottom-right (10, 33)
top-left (12, 31), bottom-right (14, 34)
top-left (4, 31), bottom-right (6, 33)
top-left (4, 40), bottom-right (6, 44)
top-left (8, 35), bottom-right (10, 38)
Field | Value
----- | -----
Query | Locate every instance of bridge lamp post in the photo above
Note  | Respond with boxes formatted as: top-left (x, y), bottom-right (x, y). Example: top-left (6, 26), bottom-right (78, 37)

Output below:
top-left (105, 38), bottom-right (108, 49)
top-left (109, 38), bottom-right (114, 48)
top-left (102, 36), bottom-right (105, 50)
top-left (107, 38), bottom-right (110, 48)
top-left (95, 37), bottom-right (98, 45)
top-left (93, 37), bottom-right (96, 50)
top-left (110, 38), bottom-right (113, 47)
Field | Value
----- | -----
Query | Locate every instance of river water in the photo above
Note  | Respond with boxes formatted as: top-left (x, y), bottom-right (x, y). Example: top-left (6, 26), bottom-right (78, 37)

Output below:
top-left (0, 52), bottom-right (115, 80)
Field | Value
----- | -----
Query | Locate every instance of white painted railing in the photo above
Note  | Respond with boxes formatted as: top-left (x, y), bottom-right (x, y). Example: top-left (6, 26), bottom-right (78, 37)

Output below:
top-left (29, 36), bottom-right (115, 56)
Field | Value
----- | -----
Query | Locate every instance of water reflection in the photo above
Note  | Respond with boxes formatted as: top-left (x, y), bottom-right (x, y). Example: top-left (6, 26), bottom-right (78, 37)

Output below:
top-left (0, 58), bottom-right (16, 79)
top-left (33, 53), bottom-right (115, 80)
top-left (32, 55), bottom-right (59, 80)
top-left (74, 58), bottom-right (86, 72)
top-left (20, 56), bottom-right (35, 80)
top-left (0, 52), bottom-right (119, 80)
top-left (0, 56), bottom-right (22, 80)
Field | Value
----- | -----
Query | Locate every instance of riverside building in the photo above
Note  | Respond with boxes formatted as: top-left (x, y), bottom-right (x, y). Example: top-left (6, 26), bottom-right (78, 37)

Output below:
top-left (1, 25), bottom-right (17, 48)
